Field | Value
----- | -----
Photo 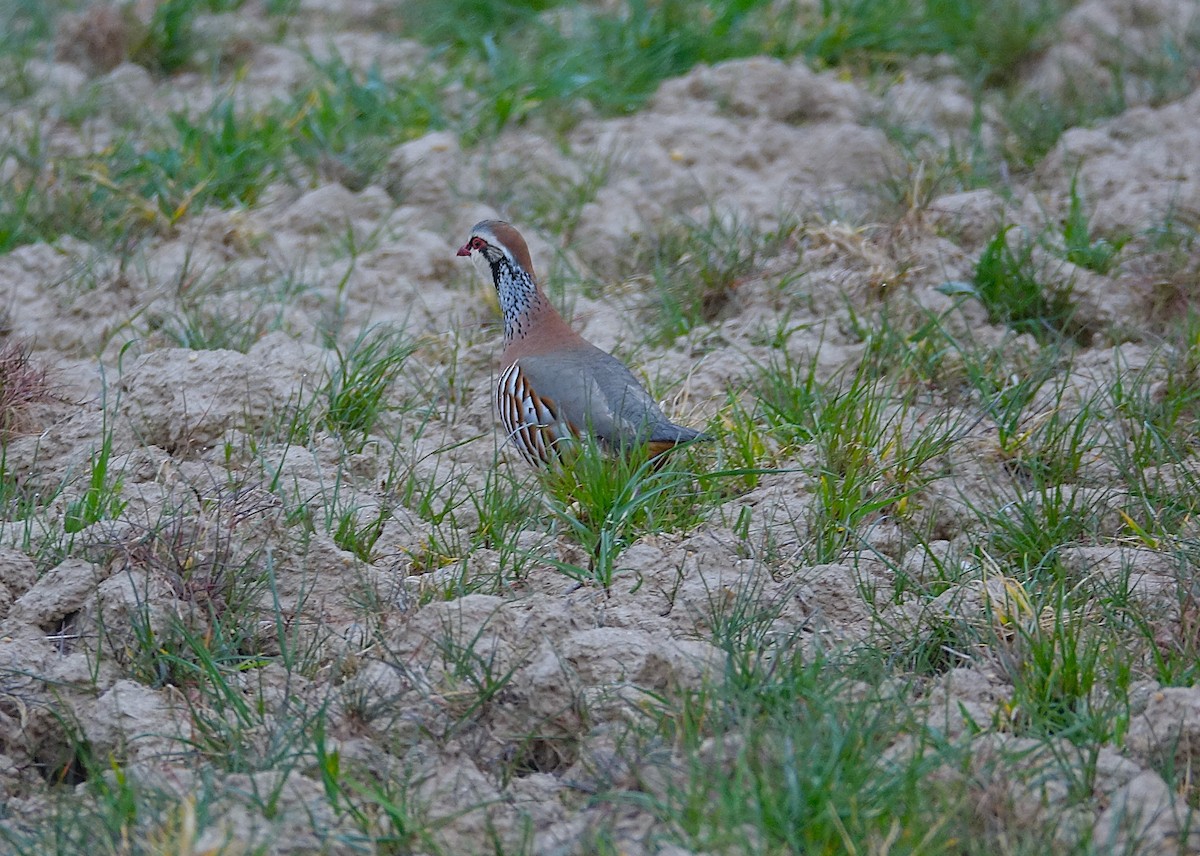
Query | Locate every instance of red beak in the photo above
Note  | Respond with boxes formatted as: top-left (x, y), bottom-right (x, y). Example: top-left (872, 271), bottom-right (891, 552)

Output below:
top-left (456, 243), bottom-right (472, 256)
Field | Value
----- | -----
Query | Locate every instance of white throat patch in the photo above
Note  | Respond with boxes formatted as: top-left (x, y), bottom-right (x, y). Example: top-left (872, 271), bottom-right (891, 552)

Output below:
top-left (468, 248), bottom-right (491, 281)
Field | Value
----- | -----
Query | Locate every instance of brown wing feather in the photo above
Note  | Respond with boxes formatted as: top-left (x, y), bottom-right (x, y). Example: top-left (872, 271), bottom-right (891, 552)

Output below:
top-left (496, 361), bottom-right (580, 466)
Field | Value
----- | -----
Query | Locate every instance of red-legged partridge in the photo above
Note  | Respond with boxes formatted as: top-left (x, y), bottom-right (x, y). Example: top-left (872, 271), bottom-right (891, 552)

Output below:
top-left (457, 219), bottom-right (708, 468)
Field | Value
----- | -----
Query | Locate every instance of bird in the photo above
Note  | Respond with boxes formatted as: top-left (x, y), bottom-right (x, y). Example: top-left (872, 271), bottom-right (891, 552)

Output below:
top-left (456, 219), bottom-right (709, 468)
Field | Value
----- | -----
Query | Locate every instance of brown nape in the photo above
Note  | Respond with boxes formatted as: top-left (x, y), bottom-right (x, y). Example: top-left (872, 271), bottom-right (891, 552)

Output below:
top-left (489, 221), bottom-right (537, 276)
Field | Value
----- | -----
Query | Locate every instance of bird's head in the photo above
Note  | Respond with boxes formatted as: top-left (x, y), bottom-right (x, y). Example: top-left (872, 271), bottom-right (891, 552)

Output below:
top-left (456, 220), bottom-right (536, 279)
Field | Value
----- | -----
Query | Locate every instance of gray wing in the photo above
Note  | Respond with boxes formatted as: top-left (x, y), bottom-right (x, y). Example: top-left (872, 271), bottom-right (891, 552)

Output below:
top-left (516, 346), bottom-right (697, 449)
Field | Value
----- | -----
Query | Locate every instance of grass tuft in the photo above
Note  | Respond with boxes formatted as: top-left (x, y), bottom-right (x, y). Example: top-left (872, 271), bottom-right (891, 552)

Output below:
top-left (539, 437), bottom-right (712, 588)
top-left (0, 339), bottom-right (58, 433)
top-left (971, 225), bottom-right (1075, 339)
top-left (322, 326), bottom-right (417, 453)
top-left (1061, 174), bottom-right (1126, 274)
top-left (637, 622), bottom-right (967, 853)
top-left (630, 212), bottom-right (796, 343)
top-left (63, 423), bottom-right (126, 535)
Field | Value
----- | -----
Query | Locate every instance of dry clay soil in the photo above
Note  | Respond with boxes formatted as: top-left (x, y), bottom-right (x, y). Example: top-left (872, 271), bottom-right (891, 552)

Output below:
top-left (2, 0), bottom-right (1200, 853)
